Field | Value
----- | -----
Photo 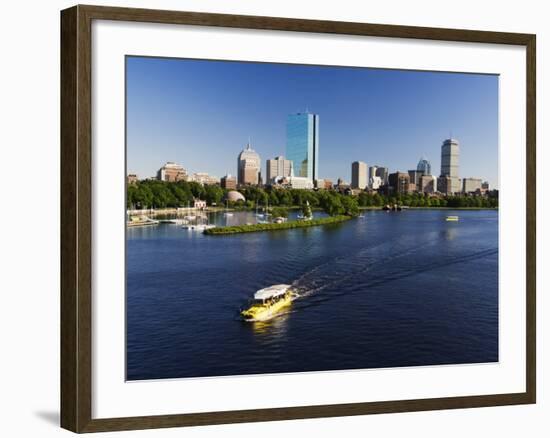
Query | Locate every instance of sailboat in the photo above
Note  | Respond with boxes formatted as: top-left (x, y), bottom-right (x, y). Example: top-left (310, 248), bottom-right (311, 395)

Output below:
top-left (224, 199), bottom-right (233, 217)
top-left (256, 202), bottom-right (264, 218)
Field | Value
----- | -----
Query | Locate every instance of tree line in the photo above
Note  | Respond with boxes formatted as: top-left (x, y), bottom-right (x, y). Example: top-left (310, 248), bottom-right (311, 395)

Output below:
top-left (127, 180), bottom-right (498, 215)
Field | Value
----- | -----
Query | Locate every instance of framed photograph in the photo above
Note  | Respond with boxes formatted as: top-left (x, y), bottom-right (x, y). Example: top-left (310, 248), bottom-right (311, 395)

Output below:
top-left (60, 5), bottom-right (536, 433)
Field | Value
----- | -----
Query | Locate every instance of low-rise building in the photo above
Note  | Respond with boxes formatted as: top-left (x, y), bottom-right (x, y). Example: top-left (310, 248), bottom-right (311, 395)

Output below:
top-left (266, 156), bottom-right (292, 184)
top-left (388, 172), bottom-right (411, 195)
top-left (408, 170), bottom-right (423, 186)
top-left (189, 172), bottom-right (219, 185)
top-left (157, 162), bottom-right (187, 182)
top-left (418, 174), bottom-right (436, 193)
top-left (288, 176), bottom-right (314, 189)
top-left (220, 174), bottom-right (237, 190)
top-left (462, 177), bottom-right (482, 194)
top-left (438, 175), bottom-right (461, 195)
top-left (314, 179), bottom-right (333, 190)
top-left (127, 174), bottom-right (138, 185)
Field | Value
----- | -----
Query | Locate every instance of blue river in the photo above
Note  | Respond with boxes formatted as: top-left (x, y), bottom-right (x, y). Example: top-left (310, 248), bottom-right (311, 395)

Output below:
top-left (126, 209), bottom-right (498, 380)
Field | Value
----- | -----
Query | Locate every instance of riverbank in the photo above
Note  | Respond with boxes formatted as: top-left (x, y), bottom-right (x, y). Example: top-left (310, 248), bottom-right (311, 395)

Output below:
top-left (204, 215), bottom-right (353, 235)
top-left (358, 206), bottom-right (498, 211)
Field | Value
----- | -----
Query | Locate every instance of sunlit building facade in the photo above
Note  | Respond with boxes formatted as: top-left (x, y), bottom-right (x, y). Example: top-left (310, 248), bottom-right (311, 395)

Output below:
top-left (351, 161), bottom-right (368, 189)
top-left (156, 162), bottom-right (187, 182)
top-left (286, 112), bottom-right (319, 181)
top-left (237, 142), bottom-right (261, 185)
top-left (439, 138), bottom-right (460, 194)
top-left (266, 156), bottom-right (292, 184)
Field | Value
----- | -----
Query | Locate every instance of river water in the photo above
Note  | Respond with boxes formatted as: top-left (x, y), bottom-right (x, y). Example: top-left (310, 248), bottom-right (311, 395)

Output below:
top-left (126, 209), bottom-right (498, 380)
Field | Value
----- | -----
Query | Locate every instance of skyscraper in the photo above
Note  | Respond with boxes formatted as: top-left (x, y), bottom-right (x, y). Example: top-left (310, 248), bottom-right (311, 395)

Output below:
top-left (286, 112), bottom-right (319, 181)
top-left (417, 158), bottom-right (432, 175)
top-left (266, 156), bottom-right (292, 183)
top-left (351, 161), bottom-right (368, 189)
top-left (237, 141), bottom-right (261, 186)
top-left (439, 138), bottom-right (460, 194)
top-left (375, 166), bottom-right (389, 185)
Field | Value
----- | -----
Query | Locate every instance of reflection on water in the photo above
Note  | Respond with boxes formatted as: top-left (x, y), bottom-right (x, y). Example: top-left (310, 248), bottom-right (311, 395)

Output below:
top-left (442, 227), bottom-right (458, 240)
top-left (250, 310), bottom-right (292, 337)
top-left (127, 209), bottom-right (499, 380)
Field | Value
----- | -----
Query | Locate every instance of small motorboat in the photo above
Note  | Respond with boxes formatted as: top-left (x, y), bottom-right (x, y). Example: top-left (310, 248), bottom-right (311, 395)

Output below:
top-left (446, 215), bottom-right (459, 222)
top-left (182, 223), bottom-right (216, 230)
top-left (240, 284), bottom-right (295, 322)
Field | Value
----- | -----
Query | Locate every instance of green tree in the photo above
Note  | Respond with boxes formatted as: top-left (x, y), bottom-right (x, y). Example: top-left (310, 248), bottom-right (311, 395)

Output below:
top-left (341, 196), bottom-right (359, 216)
top-left (270, 206), bottom-right (289, 218)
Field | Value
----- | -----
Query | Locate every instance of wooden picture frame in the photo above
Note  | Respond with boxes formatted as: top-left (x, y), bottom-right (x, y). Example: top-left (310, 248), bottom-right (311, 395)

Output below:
top-left (61, 4), bottom-right (536, 433)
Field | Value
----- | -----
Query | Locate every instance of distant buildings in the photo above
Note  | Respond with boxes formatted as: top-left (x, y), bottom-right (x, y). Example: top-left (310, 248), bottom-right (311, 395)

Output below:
top-left (127, 174), bottom-right (138, 185)
top-left (417, 158), bottom-right (431, 175)
top-left (149, 120), bottom-right (494, 198)
top-left (315, 179), bottom-right (333, 190)
top-left (437, 175), bottom-right (453, 195)
top-left (266, 156), bottom-right (292, 184)
top-left (408, 169), bottom-right (423, 186)
top-left (286, 112), bottom-right (319, 182)
top-left (220, 174), bottom-right (237, 190)
top-left (389, 172), bottom-right (411, 195)
top-left (156, 162), bottom-right (187, 182)
top-left (188, 172), bottom-right (219, 185)
top-left (438, 138), bottom-right (461, 194)
top-left (375, 166), bottom-right (389, 185)
top-left (419, 174), bottom-right (436, 193)
top-left (463, 177), bottom-right (482, 194)
top-left (351, 161), bottom-right (368, 189)
top-left (336, 178), bottom-right (350, 191)
top-left (370, 176), bottom-right (383, 190)
top-left (237, 142), bottom-right (261, 186)
top-left (287, 176), bottom-right (314, 189)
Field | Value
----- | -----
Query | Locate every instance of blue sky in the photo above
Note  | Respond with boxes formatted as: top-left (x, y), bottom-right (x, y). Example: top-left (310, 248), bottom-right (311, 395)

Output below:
top-left (126, 56), bottom-right (499, 188)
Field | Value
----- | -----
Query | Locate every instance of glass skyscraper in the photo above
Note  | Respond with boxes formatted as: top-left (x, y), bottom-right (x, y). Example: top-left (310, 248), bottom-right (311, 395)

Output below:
top-left (286, 112), bottom-right (319, 181)
top-left (417, 158), bottom-right (432, 175)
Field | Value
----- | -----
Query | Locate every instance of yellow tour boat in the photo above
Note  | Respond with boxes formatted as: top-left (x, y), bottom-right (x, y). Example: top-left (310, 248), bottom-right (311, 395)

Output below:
top-left (241, 284), bottom-right (295, 322)
top-left (446, 215), bottom-right (459, 222)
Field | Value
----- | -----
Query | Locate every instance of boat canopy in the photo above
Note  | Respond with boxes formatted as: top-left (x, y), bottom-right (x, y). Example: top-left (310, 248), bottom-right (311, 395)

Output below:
top-left (254, 284), bottom-right (291, 300)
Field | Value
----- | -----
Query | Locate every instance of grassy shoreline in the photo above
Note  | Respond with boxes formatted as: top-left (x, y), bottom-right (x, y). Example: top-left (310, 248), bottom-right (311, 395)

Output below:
top-left (358, 206), bottom-right (498, 211)
top-left (204, 215), bottom-right (353, 235)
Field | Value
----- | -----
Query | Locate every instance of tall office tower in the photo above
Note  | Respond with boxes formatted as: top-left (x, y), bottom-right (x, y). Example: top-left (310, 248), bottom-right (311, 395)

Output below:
top-left (351, 161), bottom-right (368, 189)
top-left (286, 112), bottom-right (319, 181)
top-left (237, 141), bottom-right (261, 185)
top-left (266, 156), bottom-right (292, 184)
top-left (368, 166), bottom-right (378, 188)
top-left (439, 138), bottom-right (460, 194)
top-left (417, 157), bottom-right (432, 175)
top-left (375, 166), bottom-right (389, 185)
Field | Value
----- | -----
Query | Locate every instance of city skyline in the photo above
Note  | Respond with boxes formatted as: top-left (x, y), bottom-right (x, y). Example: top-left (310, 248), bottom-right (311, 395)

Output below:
top-left (127, 56), bottom-right (499, 188)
